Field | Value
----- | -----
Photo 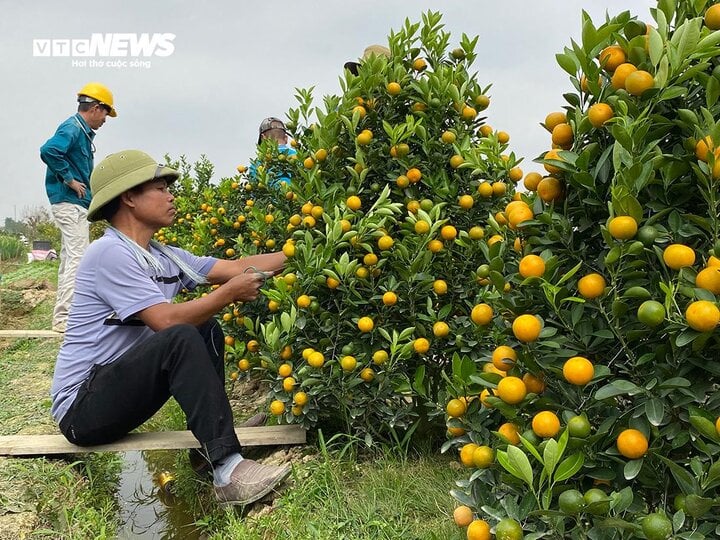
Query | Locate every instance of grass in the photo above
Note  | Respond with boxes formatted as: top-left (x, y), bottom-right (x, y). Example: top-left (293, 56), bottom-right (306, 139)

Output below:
top-left (0, 260), bottom-right (466, 539)
top-left (1, 456), bottom-right (121, 540)
top-left (148, 427), bottom-right (465, 540)
top-left (0, 260), bottom-right (58, 287)
top-left (0, 260), bottom-right (57, 331)
top-left (0, 338), bottom-right (57, 436)
top-left (0, 261), bottom-right (60, 439)
top-left (214, 436), bottom-right (464, 540)
top-left (0, 262), bottom-right (122, 539)
top-left (0, 236), bottom-right (25, 261)
top-left (0, 260), bottom-right (121, 539)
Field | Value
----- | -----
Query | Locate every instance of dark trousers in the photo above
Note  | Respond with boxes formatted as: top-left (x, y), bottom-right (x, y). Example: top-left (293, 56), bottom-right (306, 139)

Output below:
top-left (59, 321), bottom-right (241, 466)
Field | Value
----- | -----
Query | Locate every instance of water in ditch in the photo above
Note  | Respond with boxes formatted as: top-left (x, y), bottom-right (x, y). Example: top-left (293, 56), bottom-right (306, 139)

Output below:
top-left (115, 450), bottom-right (204, 539)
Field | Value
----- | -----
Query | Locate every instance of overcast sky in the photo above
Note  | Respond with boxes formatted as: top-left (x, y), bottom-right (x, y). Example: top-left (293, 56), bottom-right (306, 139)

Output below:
top-left (0, 0), bottom-right (656, 223)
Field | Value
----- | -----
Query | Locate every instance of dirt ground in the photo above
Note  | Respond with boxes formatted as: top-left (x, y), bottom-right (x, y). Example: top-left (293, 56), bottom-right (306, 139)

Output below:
top-left (0, 277), bottom-right (55, 331)
top-left (229, 376), bottom-right (268, 420)
top-left (0, 511), bottom-right (37, 540)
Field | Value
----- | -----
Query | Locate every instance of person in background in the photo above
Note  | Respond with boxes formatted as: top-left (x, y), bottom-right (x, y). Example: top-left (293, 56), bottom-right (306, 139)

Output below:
top-left (344, 44), bottom-right (391, 75)
top-left (40, 82), bottom-right (117, 333)
top-left (249, 117), bottom-right (297, 188)
top-left (50, 150), bottom-right (291, 505)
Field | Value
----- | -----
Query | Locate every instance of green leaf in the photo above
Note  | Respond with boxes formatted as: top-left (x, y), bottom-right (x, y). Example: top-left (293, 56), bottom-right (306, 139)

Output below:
top-left (508, 445), bottom-right (534, 488)
top-left (450, 489), bottom-right (475, 507)
top-left (670, 19), bottom-right (701, 70)
top-left (480, 504), bottom-right (506, 521)
top-left (658, 86), bottom-right (687, 101)
top-left (611, 487), bottom-right (634, 513)
top-left (675, 329), bottom-right (700, 347)
top-left (438, 303), bottom-right (453, 320)
top-left (633, 161), bottom-right (656, 192)
top-left (572, 172), bottom-right (596, 190)
top-left (611, 125), bottom-right (633, 151)
top-left (553, 453), bottom-right (584, 483)
top-left (556, 424), bottom-right (569, 459)
top-left (594, 517), bottom-right (642, 532)
top-left (656, 55), bottom-right (670, 88)
top-left (452, 353), bottom-right (476, 382)
top-left (689, 415), bottom-right (720, 442)
top-left (519, 435), bottom-right (544, 465)
top-left (645, 398), bottom-right (665, 426)
top-left (594, 380), bottom-right (642, 400)
top-left (556, 53), bottom-right (578, 76)
top-left (496, 449), bottom-right (521, 481)
top-left (604, 246), bottom-right (621, 266)
top-left (684, 494), bottom-right (714, 518)
top-left (703, 460), bottom-right (720, 491)
top-left (624, 459), bottom-right (643, 480)
top-left (448, 84), bottom-right (461, 103)
top-left (655, 455), bottom-right (699, 494)
top-left (413, 365), bottom-right (427, 397)
top-left (672, 510), bottom-right (685, 535)
top-left (658, 377), bottom-right (691, 389)
top-left (677, 108), bottom-right (699, 126)
top-left (280, 311), bottom-right (292, 333)
top-left (364, 433), bottom-right (373, 448)
top-left (581, 17), bottom-right (598, 52)
top-left (556, 261), bottom-right (583, 286)
top-left (378, 327), bottom-right (392, 343)
top-left (543, 439), bottom-right (559, 477)
top-left (658, 0), bottom-right (675, 22)
top-left (489, 270), bottom-right (506, 292)
top-left (698, 28), bottom-right (720, 50)
top-left (676, 63), bottom-right (711, 86)
top-left (648, 26), bottom-right (663, 67)
top-left (707, 75), bottom-right (720, 109)
top-left (612, 192), bottom-right (644, 222)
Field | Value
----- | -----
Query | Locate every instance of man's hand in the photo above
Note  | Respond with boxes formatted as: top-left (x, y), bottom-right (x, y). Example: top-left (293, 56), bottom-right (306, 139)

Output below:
top-left (207, 252), bottom-right (287, 285)
top-left (225, 272), bottom-right (268, 303)
top-left (67, 179), bottom-right (87, 198)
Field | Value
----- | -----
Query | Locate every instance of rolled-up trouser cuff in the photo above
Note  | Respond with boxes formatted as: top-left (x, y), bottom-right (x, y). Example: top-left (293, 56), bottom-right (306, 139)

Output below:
top-left (202, 434), bottom-right (242, 465)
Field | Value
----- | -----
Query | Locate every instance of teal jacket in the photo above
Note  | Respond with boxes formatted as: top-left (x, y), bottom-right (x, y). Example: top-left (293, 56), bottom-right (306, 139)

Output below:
top-left (40, 114), bottom-right (94, 208)
top-left (249, 144), bottom-right (298, 189)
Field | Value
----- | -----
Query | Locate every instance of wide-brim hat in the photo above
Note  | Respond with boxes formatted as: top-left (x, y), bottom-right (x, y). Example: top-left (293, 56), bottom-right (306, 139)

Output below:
top-left (87, 149), bottom-right (179, 221)
top-left (344, 44), bottom-right (391, 75)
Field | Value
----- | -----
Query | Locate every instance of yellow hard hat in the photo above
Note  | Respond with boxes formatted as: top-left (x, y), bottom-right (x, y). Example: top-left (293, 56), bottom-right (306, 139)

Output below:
top-left (77, 82), bottom-right (117, 117)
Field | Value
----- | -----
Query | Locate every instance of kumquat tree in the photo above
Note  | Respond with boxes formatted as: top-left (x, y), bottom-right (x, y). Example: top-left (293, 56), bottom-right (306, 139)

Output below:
top-left (163, 11), bottom-right (533, 445)
top-left (159, 2), bottom-right (720, 538)
top-left (446, 1), bottom-right (720, 538)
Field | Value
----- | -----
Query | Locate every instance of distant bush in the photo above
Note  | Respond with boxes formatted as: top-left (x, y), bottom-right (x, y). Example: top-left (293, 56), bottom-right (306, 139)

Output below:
top-left (0, 235), bottom-right (26, 261)
top-left (20, 207), bottom-right (60, 251)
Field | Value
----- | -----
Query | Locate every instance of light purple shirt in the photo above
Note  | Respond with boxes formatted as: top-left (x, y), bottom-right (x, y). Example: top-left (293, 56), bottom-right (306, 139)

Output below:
top-left (50, 229), bottom-right (216, 422)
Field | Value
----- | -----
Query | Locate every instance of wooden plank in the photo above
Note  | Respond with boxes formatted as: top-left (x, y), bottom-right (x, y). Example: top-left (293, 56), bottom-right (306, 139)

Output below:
top-left (0, 425), bottom-right (306, 456)
top-left (0, 330), bottom-right (63, 338)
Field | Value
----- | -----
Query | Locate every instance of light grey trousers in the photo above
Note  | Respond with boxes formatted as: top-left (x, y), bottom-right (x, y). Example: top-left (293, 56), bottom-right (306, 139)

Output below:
top-left (50, 202), bottom-right (89, 329)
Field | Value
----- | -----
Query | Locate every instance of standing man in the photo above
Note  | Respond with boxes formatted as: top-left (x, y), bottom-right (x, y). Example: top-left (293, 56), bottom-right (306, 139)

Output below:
top-left (40, 82), bottom-right (116, 333)
top-left (50, 150), bottom-right (291, 505)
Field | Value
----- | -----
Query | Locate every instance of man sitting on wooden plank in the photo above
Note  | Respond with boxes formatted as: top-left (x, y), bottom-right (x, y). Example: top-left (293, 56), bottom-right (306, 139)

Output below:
top-left (50, 150), bottom-right (291, 505)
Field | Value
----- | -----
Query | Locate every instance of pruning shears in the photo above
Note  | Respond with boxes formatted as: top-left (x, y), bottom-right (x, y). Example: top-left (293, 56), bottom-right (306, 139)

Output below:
top-left (243, 266), bottom-right (273, 280)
